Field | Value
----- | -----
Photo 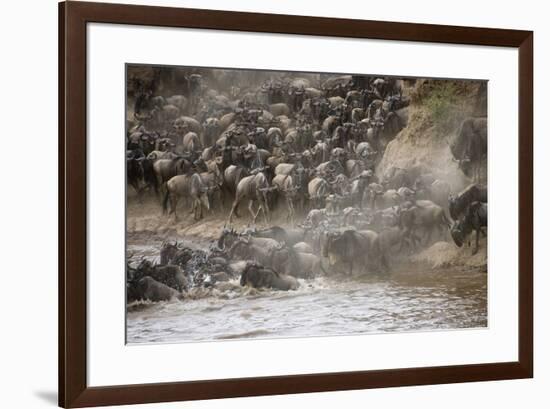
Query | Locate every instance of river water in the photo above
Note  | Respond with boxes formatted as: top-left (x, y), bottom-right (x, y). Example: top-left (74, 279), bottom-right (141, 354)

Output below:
top-left (126, 234), bottom-right (487, 344)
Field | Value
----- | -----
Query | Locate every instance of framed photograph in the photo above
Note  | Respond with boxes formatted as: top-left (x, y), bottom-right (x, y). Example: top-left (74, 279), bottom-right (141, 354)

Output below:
top-left (59, 1), bottom-right (533, 407)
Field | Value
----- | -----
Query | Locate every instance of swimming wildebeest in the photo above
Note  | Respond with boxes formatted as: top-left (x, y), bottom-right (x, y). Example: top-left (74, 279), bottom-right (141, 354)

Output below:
top-left (377, 226), bottom-right (410, 270)
top-left (134, 276), bottom-right (183, 302)
top-left (247, 225), bottom-right (307, 247)
top-left (226, 236), bottom-right (316, 278)
top-left (240, 262), bottom-right (299, 291)
top-left (134, 259), bottom-right (189, 292)
top-left (451, 201), bottom-right (487, 255)
top-left (322, 229), bottom-right (381, 275)
top-left (159, 241), bottom-right (194, 267)
top-left (218, 228), bottom-right (280, 253)
top-left (163, 173), bottom-right (210, 221)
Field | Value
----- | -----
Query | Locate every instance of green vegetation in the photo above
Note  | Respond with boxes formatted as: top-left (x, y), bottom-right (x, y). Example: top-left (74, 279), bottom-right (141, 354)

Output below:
top-left (410, 80), bottom-right (476, 134)
top-left (424, 81), bottom-right (460, 125)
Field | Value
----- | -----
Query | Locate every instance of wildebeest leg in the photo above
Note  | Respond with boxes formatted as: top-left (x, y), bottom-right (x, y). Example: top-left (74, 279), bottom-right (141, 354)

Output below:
top-left (255, 205), bottom-right (265, 226)
top-left (286, 196), bottom-right (295, 225)
top-left (156, 176), bottom-right (165, 203)
top-left (130, 180), bottom-right (142, 203)
top-left (381, 253), bottom-right (390, 273)
top-left (472, 228), bottom-right (480, 255)
top-left (171, 194), bottom-right (179, 221)
top-left (248, 200), bottom-right (258, 224)
top-left (398, 234), bottom-right (410, 253)
top-left (189, 198), bottom-right (195, 219)
top-left (227, 197), bottom-right (240, 224)
top-left (195, 198), bottom-right (202, 220)
top-left (424, 226), bottom-right (433, 246)
top-left (262, 192), bottom-right (270, 224)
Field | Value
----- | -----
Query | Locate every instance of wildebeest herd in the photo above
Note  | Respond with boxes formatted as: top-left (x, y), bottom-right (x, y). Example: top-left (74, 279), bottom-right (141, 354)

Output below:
top-left (126, 66), bottom-right (488, 303)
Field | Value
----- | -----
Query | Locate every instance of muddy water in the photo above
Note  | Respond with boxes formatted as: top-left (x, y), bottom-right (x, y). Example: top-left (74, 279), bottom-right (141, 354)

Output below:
top-left (126, 234), bottom-right (487, 344)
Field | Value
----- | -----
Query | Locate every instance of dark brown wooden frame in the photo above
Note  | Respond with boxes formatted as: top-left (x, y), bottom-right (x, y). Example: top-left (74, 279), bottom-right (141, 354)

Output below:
top-left (59, 1), bottom-right (533, 407)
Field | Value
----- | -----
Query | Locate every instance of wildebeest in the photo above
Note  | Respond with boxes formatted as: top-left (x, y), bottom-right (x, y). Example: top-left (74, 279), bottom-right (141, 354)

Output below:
top-left (228, 238), bottom-right (281, 268)
top-left (381, 166), bottom-right (423, 190)
top-left (451, 201), bottom-right (487, 255)
top-left (293, 241), bottom-right (313, 254)
top-left (315, 159), bottom-right (345, 177)
top-left (272, 170), bottom-right (307, 224)
top-left (247, 225), bottom-right (307, 247)
top-left (240, 262), bottom-right (298, 291)
top-left (202, 117), bottom-right (221, 147)
top-left (173, 115), bottom-right (202, 135)
top-left (368, 184), bottom-right (400, 210)
top-left (426, 179), bottom-right (451, 209)
top-left (218, 228), bottom-right (281, 253)
top-left (159, 241), bottom-right (194, 267)
top-left (449, 117), bottom-right (487, 181)
top-left (269, 103), bottom-right (291, 117)
top-left (449, 183), bottom-right (487, 221)
top-left (377, 226), bottom-right (409, 270)
top-left (227, 171), bottom-right (272, 224)
top-left (127, 151), bottom-right (145, 197)
top-left (153, 157), bottom-right (192, 191)
top-left (133, 276), bottom-right (182, 302)
top-left (180, 131), bottom-right (202, 156)
top-left (227, 236), bottom-right (317, 278)
top-left (308, 177), bottom-right (330, 208)
top-left (127, 152), bottom-right (157, 200)
top-left (163, 173), bottom-right (211, 220)
top-left (398, 200), bottom-right (451, 245)
top-left (134, 259), bottom-right (189, 292)
top-left (322, 229), bottom-right (380, 275)
top-left (287, 250), bottom-right (323, 278)
top-left (147, 150), bottom-right (178, 161)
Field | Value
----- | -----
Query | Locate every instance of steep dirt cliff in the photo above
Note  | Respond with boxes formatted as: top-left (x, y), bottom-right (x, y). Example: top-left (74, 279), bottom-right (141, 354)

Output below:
top-left (378, 79), bottom-right (487, 192)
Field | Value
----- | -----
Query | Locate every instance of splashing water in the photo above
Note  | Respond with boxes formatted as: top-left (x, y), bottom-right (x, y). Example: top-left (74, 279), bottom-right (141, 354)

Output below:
top-left (126, 234), bottom-right (487, 344)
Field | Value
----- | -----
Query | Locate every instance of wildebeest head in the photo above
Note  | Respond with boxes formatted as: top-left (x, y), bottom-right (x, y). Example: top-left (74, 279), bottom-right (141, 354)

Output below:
top-left (453, 157), bottom-right (473, 176)
top-left (217, 228), bottom-right (237, 250)
top-left (136, 258), bottom-right (154, 277)
top-left (160, 241), bottom-right (179, 265)
top-left (204, 117), bottom-right (220, 130)
top-left (320, 230), bottom-right (336, 258)
top-left (228, 239), bottom-right (251, 260)
top-left (450, 221), bottom-right (465, 247)
top-left (448, 194), bottom-right (460, 221)
top-left (323, 231), bottom-right (349, 266)
top-left (240, 263), bottom-right (276, 288)
top-left (173, 118), bottom-right (189, 134)
top-left (240, 262), bottom-right (259, 286)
